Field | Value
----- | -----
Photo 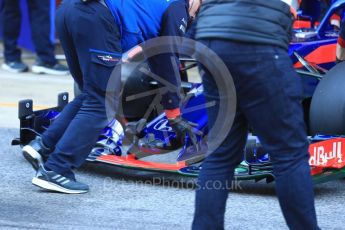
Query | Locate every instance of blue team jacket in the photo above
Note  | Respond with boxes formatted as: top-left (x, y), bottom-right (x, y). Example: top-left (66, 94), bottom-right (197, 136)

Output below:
top-left (104, 0), bottom-right (180, 52)
top-left (104, 0), bottom-right (189, 109)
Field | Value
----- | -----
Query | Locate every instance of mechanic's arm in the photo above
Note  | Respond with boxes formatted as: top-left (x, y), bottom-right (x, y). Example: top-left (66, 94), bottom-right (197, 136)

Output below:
top-left (148, 1), bottom-right (188, 113)
top-left (147, 1), bottom-right (201, 146)
top-left (336, 21), bottom-right (345, 62)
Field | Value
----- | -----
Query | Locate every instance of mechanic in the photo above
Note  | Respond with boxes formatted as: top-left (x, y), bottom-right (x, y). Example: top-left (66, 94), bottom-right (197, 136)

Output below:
top-left (192, 0), bottom-right (320, 229)
top-left (22, 0), bottom-right (202, 194)
top-left (1, 0), bottom-right (69, 75)
top-left (336, 20), bottom-right (345, 62)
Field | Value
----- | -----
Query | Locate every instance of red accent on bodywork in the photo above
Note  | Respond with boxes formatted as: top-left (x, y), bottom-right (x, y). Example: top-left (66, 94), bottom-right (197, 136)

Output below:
top-left (293, 21), bottom-right (319, 29)
top-left (97, 154), bottom-right (187, 171)
top-left (294, 44), bottom-right (336, 68)
top-left (309, 138), bottom-right (345, 169)
top-left (293, 20), bottom-right (312, 29)
top-left (310, 167), bottom-right (323, 176)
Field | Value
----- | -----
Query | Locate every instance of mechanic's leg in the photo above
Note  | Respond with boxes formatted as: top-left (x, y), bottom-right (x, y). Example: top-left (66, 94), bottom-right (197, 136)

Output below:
top-left (39, 1), bottom-right (86, 150)
top-left (193, 39), bottom-right (318, 229)
top-left (27, 0), bottom-right (57, 65)
top-left (44, 94), bottom-right (109, 179)
top-left (41, 94), bottom-right (86, 152)
top-left (44, 0), bottom-right (121, 179)
top-left (192, 58), bottom-right (247, 229)
top-left (2, 0), bottom-right (22, 62)
top-left (54, 0), bottom-right (84, 88)
top-left (192, 113), bottom-right (247, 230)
top-left (237, 48), bottom-right (318, 229)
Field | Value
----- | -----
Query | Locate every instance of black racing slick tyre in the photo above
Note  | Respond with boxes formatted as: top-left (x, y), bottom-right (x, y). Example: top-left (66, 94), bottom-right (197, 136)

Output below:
top-left (119, 62), bottom-right (159, 121)
top-left (309, 62), bottom-right (345, 135)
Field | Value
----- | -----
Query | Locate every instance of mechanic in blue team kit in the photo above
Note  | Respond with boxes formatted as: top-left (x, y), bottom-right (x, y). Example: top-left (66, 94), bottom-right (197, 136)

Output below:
top-left (21, 0), bottom-right (202, 194)
top-left (336, 20), bottom-right (345, 62)
top-left (192, 0), bottom-right (320, 229)
top-left (1, 0), bottom-right (69, 75)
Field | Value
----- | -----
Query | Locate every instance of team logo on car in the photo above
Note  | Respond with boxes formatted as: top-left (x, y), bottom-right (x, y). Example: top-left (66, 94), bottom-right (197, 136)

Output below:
top-left (309, 138), bottom-right (345, 168)
top-left (153, 119), bottom-right (173, 132)
top-left (97, 55), bottom-right (119, 63)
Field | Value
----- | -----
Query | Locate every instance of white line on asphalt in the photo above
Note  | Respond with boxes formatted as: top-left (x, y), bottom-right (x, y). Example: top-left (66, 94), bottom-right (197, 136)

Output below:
top-left (0, 72), bottom-right (73, 84)
top-left (0, 102), bottom-right (49, 109)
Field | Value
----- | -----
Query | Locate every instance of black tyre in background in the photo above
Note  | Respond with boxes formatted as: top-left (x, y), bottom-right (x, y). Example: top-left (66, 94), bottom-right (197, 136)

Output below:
top-left (309, 62), bottom-right (345, 135)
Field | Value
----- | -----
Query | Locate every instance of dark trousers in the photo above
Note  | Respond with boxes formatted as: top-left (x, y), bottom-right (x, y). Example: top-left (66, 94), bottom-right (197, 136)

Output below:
top-left (41, 0), bottom-right (121, 179)
top-left (192, 40), bottom-right (319, 230)
top-left (2, 0), bottom-right (57, 64)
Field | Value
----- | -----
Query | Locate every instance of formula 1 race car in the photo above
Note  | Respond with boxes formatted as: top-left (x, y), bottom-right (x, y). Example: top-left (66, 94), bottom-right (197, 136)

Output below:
top-left (12, 1), bottom-right (345, 184)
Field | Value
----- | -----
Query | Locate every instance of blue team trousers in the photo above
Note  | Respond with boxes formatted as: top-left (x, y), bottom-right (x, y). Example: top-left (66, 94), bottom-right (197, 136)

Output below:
top-left (2, 0), bottom-right (57, 64)
top-left (192, 39), bottom-right (319, 230)
top-left (41, 0), bottom-right (121, 179)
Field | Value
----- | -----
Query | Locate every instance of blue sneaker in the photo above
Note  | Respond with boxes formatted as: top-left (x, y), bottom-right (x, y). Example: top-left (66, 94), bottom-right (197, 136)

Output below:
top-left (1, 61), bottom-right (29, 73)
top-left (32, 166), bottom-right (89, 194)
top-left (32, 61), bottom-right (69, 75)
top-left (22, 137), bottom-right (51, 171)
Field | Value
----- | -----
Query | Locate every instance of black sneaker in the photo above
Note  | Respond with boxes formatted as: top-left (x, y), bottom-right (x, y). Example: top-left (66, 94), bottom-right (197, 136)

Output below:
top-left (32, 165), bottom-right (89, 194)
top-left (22, 137), bottom-right (51, 171)
top-left (1, 61), bottom-right (29, 73)
top-left (32, 61), bottom-right (69, 75)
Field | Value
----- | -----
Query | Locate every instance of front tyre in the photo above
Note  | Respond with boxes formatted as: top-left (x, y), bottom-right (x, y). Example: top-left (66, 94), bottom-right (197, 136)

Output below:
top-left (309, 62), bottom-right (345, 135)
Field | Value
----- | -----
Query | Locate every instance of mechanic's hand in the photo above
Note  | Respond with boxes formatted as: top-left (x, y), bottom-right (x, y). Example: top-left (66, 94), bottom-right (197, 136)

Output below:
top-left (122, 46), bottom-right (144, 63)
top-left (168, 116), bottom-right (203, 151)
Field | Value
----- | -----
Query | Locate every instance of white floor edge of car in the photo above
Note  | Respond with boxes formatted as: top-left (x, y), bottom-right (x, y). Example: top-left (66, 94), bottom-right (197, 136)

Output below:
top-left (31, 65), bottom-right (69, 76)
top-left (32, 177), bottom-right (88, 194)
